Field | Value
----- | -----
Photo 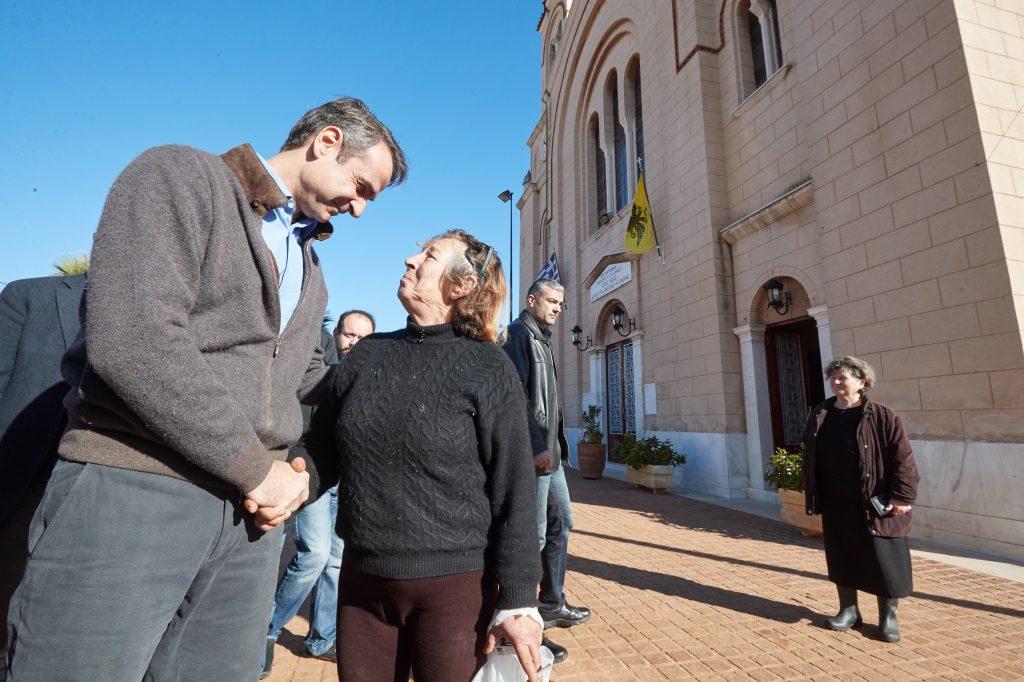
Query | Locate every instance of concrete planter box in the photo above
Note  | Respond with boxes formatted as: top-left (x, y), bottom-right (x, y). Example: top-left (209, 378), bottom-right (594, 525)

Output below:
top-left (626, 464), bottom-right (676, 493)
top-left (778, 488), bottom-right (822, 537)
top-left (577, 443), bottom-right (606, 479)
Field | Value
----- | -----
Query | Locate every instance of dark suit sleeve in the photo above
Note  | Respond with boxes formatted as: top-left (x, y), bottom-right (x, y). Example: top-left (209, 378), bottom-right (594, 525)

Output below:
top-left (501, 327), bottom-right (548, 456)
top-left (0, 282), bottom-right (27, 405)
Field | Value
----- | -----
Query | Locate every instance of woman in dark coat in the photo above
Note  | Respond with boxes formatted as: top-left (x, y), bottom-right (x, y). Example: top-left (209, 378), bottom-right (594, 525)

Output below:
top-left (802, 356), bottom-right (920, 643)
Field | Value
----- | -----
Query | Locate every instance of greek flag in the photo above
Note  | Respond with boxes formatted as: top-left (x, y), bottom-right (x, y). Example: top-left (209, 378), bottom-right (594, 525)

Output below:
top-left (535, 252), bottom-right (560, 283)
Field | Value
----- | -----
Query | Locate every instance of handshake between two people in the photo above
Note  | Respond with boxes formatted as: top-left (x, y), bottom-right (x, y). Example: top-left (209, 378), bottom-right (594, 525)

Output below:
top-left (243, 458), bottom-right (311, 531)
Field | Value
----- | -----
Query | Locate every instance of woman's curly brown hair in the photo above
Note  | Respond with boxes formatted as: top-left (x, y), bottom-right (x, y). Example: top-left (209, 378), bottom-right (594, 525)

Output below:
top-left (429, 229), bottom-right (507, 343)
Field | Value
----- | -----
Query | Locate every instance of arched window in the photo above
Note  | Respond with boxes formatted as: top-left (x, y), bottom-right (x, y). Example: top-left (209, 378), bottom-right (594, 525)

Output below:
top-left (588, 114), bottom-right (608, 234)
top-left (608, 73), bottom-right (628, 212)
top-left (740, 0), bottom-right (783, 93)
top-left (626, 57), bottom-right (645, 173)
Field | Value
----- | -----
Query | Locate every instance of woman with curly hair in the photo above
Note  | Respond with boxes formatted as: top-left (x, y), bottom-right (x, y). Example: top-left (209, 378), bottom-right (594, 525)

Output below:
top-left (298, 229), bottom-right (543, 681)
top-left (802, 356), bottom-right (920, 643)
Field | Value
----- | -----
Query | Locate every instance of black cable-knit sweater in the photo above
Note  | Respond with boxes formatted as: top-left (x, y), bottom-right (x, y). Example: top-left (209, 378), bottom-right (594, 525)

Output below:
top-left (300, 319), bottom-right (540, 609)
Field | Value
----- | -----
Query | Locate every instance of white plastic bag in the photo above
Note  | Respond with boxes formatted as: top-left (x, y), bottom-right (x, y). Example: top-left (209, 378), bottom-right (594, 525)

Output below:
top-left (472, 645), bottom-right (554, 682)
top-left (472, 608), bottom-right (554, 682)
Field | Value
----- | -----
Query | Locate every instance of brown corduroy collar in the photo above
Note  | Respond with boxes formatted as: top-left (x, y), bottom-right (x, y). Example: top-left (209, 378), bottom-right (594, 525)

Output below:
top-left (220, 143), bottom-right (334, 241)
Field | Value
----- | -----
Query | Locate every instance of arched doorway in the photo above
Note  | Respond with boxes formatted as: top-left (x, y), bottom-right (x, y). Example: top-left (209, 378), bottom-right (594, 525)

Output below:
top-left (596, 300), bottom-right (638, 462)
top-left (734, 276), bottom-right (830, 499)
top-left (755, 277), bottom-right (823, 451)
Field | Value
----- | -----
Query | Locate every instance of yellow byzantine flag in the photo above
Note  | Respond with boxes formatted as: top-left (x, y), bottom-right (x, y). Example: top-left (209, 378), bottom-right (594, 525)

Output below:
top-left (625, 172), bottom-right (657, 254)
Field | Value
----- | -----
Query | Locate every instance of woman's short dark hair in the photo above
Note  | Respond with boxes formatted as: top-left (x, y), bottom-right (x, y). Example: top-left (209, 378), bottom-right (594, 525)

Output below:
top-left (428, 229), bottom-right (507, 343)
top-left (281, 97), bottom-right (408, 187)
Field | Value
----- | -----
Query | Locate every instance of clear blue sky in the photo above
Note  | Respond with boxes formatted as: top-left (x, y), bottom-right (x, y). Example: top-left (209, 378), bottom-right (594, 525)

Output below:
top-left (0, 1), bottom-right (541, 331)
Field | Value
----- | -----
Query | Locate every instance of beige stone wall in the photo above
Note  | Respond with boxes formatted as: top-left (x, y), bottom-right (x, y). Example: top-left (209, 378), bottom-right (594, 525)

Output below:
top-left (523, 0), bottom-right (1024, 442)
top-left (953, 0), bottom-right (1024, 439)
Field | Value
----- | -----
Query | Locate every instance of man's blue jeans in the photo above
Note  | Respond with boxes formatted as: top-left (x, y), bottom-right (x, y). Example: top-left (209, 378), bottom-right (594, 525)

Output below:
top-left (536, 466), bottom-right (573, 611)
top-left (266, 485), bottom-right (343, 656)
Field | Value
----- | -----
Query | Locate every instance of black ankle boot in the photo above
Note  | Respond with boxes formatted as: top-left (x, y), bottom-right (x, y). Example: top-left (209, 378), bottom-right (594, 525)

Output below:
top-left (542, 636), bottom-right (568, 663)
top-left (826, 586), bottom-right (862, 631)
top-left (878, 597), bottom-right (900, 643)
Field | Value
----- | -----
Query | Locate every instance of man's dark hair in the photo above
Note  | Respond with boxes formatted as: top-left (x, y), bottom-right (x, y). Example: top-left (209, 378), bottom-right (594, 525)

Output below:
top-left (334, 309), bottom-right (376, 334)
top-left (281, 97), bottom-right (408, 187)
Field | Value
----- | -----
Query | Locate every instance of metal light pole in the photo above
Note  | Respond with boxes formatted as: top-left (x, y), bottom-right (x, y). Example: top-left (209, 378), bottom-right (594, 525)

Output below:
top-left (498, 189), bottom-right (514, 324)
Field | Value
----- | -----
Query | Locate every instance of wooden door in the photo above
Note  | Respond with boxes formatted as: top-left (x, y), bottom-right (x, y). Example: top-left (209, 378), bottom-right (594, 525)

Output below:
top-left (765, 318), bottom-right (824, 451)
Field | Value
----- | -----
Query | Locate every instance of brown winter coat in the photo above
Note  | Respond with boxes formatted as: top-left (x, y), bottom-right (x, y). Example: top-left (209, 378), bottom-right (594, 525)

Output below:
top-left (802, 396), bottom-right (920, 538)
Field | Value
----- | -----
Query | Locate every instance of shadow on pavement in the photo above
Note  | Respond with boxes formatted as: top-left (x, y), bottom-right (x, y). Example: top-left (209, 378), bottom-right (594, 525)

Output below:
top-left (567, 471), bottom-right (818, 549)
top-left (572, 528), bottom-right (828, 581)
top-left (568, 554), bottom-right (818, 625)
top-left (571, 499), bottom-right (1024, 619)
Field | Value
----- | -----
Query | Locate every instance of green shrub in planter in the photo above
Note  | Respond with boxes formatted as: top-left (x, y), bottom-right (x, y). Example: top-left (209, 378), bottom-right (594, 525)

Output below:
top-left (764, 445), bottom-right (804, 492)
top-left (581, 405), bottom-right (603, 445)
top-left (614, 435), bottom-right (686, 470)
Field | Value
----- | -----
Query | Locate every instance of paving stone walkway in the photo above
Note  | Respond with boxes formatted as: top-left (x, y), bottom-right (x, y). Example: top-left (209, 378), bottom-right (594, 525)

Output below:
top-left (266, 469), bottom-right (1024, 681)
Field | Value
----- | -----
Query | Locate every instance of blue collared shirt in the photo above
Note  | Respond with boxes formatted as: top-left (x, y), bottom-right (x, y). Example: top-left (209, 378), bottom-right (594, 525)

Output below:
top-left (257, 155), bottom-right (318, 334)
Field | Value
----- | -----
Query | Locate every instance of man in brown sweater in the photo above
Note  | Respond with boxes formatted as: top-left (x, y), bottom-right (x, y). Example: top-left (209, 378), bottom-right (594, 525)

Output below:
top-left (4, 98), bottom-right (406, 680)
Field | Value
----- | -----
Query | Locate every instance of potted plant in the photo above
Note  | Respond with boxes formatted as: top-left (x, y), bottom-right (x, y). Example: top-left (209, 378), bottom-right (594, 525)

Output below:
top-left (615, 435), bottom-right (685, 493)
top-left (765, 445), bottom-right (822, 537)
top-left (576, 405), bottom-right (606, 479)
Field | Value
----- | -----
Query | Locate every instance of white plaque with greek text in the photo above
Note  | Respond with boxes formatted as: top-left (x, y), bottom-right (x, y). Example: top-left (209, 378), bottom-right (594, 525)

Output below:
top-left (589, 262), bottom-right (632, 302)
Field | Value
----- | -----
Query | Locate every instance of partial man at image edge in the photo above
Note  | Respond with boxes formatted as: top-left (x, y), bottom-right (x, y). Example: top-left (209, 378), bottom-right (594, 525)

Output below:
top-left (0, 272), bottom-right (86, 680)
top-left (4, 98), bottom-right (406, 680)
top-left (260, 311), bottom-right (375, 679)
top-left (502, 277), bottom-right (591, 664)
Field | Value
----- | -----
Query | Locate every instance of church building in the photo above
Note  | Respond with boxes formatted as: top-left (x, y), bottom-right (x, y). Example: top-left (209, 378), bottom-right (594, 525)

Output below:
top-left (517, 0), bottom-right (1024, 560)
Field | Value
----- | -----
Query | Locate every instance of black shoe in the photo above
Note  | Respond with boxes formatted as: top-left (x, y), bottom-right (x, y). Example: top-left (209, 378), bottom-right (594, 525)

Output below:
top-left (305, 641), bottom-right (337, 662)
top-left (826, 586), bottom-right (862, 631)
top-left (878, 597), bottom-right (901, 643)
top-left (539, 602), bottom-right (591, 629)
top-left (542, 636), bottom-right (568, 664)
top-left (259, 639), bottom-right (275, 680)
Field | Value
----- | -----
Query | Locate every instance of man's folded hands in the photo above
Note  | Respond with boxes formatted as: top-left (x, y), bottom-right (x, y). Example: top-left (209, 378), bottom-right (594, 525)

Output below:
top-left (243, 458), bottom-right (310, 531)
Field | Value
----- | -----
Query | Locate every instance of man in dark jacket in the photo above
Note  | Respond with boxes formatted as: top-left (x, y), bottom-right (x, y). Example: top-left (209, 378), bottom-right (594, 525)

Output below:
top-left (5, 99), bottom-right (407, 680)
top-left (0, 272), bottom-right (86, 677)
top-left (503, 278), bottom-right (590, 663)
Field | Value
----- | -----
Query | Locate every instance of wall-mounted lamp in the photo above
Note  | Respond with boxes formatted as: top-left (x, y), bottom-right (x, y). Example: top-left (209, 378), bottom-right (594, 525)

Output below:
top-left (611, 306), bottom-right (636, 337)
top-left (764, 279), bottom-right (792, 315)
top-left (570, 325), bottom-right (592, 351)
top-left (598, 210), bottom-right (611, 226)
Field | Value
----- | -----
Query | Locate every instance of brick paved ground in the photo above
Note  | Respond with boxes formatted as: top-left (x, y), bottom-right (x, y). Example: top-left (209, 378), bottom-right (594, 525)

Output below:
top-left (267, 470), bottom-right (1024, 681)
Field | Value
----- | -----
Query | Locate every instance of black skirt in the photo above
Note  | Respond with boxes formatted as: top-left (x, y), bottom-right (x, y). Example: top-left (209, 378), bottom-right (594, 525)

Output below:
top-left (821, 497), bottom-right (913, 597)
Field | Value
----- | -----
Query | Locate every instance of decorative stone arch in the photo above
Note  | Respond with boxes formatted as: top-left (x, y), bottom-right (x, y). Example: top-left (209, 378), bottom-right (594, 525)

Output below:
top-left (542, 2), bottom-right (567, 73)
top-left (736, 264), bottom-right (824, 326)
top-left (593, 296), bottom-right (633, 346)
top-left (733, 272), bottom-right (831, 501)
top-left (543, 5), bottom-right (638, 246)
top-left (568, 20), bottom-right (638, 245)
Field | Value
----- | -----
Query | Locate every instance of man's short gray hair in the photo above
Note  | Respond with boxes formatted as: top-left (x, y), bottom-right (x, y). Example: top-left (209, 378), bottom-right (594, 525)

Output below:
top-left (528, 278), bottom-right (564, 299)
top-left (281, 97), bottom-right (408, 187)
